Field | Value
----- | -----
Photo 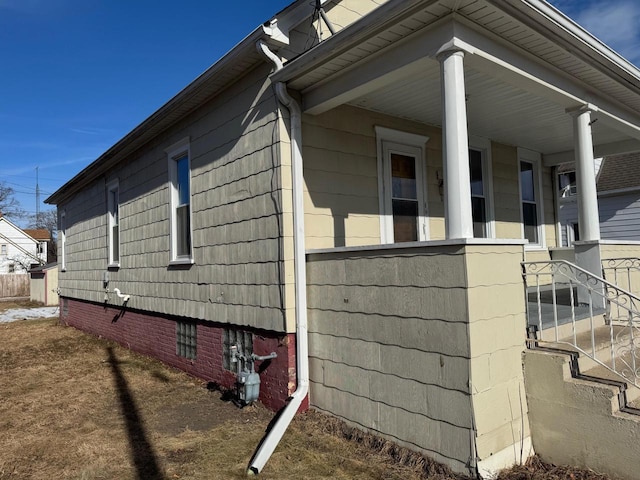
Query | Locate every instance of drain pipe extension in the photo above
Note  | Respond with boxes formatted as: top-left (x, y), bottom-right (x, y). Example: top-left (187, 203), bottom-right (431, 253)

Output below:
top-left (249, 40), bottom-right (309, 475)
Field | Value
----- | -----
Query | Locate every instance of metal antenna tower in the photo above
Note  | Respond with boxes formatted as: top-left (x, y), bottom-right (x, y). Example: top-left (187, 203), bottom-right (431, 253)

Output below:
top-left (36, 166), bottom-right (40, 227)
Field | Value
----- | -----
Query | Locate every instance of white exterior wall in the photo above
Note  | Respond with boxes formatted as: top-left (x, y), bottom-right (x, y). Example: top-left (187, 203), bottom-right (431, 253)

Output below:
top-left (0, 219), bottom-right (45, 274)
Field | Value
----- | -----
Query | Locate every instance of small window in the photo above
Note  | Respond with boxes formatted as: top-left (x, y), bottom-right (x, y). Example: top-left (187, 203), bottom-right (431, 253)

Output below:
top-left (8, 263), bottom-right (15, 273)
top-left (167, 138), bottom-right (193, 263)
top-left (469, 143), bottom-right (494, 239)
top-left (518, 149), bottom-right (544, 247)
top-left (0, 244), bottom-right (6, 257)
top-left (223, 328), bottom-right (253, 371)
top-left (558, 171), bottom-right (576, 198)
top-left (107, 180), bottom-right (120, 267)
top-left (176, 321), bottom-right (197, 360)
top-left (60, 210), bottom-right (66, 271)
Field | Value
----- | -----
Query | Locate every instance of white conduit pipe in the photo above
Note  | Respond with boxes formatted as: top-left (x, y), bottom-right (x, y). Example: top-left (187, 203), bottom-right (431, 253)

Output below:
top-left (249, 40), bottom-right (309, 475)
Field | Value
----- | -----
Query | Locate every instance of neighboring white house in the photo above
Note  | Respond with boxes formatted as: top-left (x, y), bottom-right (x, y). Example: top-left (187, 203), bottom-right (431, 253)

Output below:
top-left (558, 152), bottom-right (640, 245)
top-left (0, 215), bottom-right (48, 273)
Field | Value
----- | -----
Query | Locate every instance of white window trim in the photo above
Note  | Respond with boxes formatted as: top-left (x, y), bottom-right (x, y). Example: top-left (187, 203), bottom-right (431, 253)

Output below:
top-left (166, 137), bottom-right (194, 265)
top-left (60, 210), bottom-right (66, 271)
top-left (375, 126), bottom-right (430, 244)
top-left (469, 135), bottom-right (495, 239)
top-left (517, 148), bottom-right (545, 249)
top-left (107, 179), bottom-right (120, 268)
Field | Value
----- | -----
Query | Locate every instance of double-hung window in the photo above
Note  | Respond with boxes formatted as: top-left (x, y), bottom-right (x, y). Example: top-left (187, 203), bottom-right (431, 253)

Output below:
top-left (107, 180), bottom-right (120, 267)
top-left (60, 210), bottom-right (66, 271)
top-left (167, 138), bottom-right (193, 263)
top-left (469, 137), bottom-right (494, 238)
top-left (376, 127), bottom-right (429, 244)
top-left (518, 148), bottom-right (544, 247)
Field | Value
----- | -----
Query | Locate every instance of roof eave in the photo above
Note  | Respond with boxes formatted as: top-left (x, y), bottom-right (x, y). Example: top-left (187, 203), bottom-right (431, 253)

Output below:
top-left (46, 25), bottom-right (273, 206)
top-left (496, 0), bottom-right (640, 93)
top-left (272, 0), bottom-right (640, 94)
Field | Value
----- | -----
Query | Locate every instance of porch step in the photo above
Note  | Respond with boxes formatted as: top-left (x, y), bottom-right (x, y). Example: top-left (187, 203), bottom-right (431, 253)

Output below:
top-left (543, 322), bottom-right (640, 406)
top-left (582, 361), bottom-right (640, 405)
top-left (523, 348), bottom-right (640, 480)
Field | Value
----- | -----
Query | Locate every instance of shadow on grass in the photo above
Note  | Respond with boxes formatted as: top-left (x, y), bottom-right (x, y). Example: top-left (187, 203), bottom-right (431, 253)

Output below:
top-left (107, 346), bottom-right (164, 480)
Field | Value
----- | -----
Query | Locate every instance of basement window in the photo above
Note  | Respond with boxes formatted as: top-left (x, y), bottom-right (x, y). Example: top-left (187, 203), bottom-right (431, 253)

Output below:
top-left (176, 321), bottom-right (197, 360)
top-left (223, 328), bottom-right (253, 371)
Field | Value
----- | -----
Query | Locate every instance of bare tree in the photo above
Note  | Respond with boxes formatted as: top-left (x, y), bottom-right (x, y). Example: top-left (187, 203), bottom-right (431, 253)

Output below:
top-left (0, 182), bottom-right (24, 221)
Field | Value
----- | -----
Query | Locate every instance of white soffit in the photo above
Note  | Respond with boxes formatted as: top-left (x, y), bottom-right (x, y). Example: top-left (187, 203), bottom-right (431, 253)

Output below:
top-left (281, 0), bottom-right (640, 116)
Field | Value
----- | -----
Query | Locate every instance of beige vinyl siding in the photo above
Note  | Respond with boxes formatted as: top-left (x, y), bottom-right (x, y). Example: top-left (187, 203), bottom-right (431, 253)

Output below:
top-left (58, 64), bottom-right (290, 333)
top-left (302, 105), bottom-right (441, 249)
top-left (492, 142), bottom-right (522, 239)
top-left (303, 105), bottom-right (558, 249)
top-left (280, 0), bottom-right (389, 61)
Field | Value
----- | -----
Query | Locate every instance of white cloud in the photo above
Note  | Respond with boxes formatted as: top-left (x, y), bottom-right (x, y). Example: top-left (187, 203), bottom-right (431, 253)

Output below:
top-left (70, 127), bottom-right (112, 136)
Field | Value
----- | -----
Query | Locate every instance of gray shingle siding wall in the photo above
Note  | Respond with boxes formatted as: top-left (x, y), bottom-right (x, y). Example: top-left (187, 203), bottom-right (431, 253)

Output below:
top-left (599, 193), bottom-right (640, 240)
top-left (558, 193), bottom-right (640, 243)
top-left (58, 64), bottom-right (288, 332)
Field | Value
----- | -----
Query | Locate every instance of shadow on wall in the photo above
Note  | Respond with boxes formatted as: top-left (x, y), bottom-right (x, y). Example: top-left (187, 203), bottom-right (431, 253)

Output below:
top-left (106, 346), bottom-right (164, 480)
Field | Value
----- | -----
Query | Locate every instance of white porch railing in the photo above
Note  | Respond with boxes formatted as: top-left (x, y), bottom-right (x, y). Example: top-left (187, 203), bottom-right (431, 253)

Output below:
top-left (602, 257), bottom-right (640, 304)
top-left (522, 260), bottom-right (640, 388)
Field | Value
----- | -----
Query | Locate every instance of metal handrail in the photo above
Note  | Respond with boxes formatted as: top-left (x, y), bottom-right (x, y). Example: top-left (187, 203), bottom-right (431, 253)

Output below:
top-left (522, 260), bottom-right (640, 388)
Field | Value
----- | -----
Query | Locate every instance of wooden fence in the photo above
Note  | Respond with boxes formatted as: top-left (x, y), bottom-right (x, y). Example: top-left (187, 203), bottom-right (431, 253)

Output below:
top-left (0, 274), bottom-right (29, 298)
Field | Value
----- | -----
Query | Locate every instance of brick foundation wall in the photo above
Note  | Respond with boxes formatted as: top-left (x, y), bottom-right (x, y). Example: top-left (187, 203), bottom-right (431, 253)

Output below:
top-left (60, 297), bottom-right (298, 411)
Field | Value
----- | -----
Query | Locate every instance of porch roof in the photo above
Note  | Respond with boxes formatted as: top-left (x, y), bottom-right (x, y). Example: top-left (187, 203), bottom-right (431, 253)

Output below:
top-left (272, 0), bottom-right (640, 164)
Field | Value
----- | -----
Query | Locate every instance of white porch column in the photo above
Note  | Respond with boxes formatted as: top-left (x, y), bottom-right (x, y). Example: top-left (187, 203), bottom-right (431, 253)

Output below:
top-left (569, 104), bottom-right (600, 242)
top-left (439, 48), bottom-right (473, 239)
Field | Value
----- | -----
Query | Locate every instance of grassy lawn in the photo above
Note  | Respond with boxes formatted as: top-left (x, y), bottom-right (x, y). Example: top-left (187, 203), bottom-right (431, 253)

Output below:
top-left (0, 314), bottom-right (614, 479)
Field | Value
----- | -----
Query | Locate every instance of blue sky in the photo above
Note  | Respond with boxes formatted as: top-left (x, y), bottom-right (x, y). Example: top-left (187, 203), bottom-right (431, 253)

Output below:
top-left (1, 0), bottom-right (639, 225)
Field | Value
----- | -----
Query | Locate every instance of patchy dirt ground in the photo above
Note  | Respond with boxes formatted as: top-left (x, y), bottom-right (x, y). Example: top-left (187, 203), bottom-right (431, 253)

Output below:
top-left (0, 306), bottom-right (616, 479)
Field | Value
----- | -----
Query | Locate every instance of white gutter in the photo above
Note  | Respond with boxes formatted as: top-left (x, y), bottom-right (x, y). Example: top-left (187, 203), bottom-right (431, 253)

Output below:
top-left (248, 40), bottom-right (309, 475)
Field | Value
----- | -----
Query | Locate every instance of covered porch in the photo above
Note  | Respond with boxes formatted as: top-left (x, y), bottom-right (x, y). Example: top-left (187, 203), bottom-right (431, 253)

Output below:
top-left (267, 0), bottom-right (640, 478)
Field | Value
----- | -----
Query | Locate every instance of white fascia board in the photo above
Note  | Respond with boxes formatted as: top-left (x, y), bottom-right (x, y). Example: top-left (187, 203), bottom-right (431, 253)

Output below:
top-left (509, 0), bottom-right (640, 89)
top-left (453, 18), bottom-right (640, 139)
top-left (598, 186), bottom-right (640, 198)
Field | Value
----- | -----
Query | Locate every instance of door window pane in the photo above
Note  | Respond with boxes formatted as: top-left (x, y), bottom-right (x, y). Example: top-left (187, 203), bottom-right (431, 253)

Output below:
top-left (391, 153), bottom-right (419, 242)
top-left (391, 154), bottom-right (417, 199)
top-left (392, 199), bottom-right (418, 242)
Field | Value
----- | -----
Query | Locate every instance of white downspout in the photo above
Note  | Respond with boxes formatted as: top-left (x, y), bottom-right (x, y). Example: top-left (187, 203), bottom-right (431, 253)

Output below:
top-left (249, 40), bottom-right (309, 475)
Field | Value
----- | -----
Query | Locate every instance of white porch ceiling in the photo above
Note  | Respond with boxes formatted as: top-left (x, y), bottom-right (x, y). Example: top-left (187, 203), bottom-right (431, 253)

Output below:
top-left (346, 62), bottom-right (629, 156)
